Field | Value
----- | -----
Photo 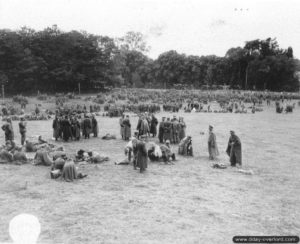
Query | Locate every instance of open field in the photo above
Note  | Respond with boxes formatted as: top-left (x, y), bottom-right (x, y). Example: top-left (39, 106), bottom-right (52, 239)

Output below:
top-left (0, 102), bottom-right (300, 243)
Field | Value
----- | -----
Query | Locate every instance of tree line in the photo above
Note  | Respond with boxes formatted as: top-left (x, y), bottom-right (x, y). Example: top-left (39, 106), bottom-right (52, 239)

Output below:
top-left (0, 25), bottom-right (299, 94)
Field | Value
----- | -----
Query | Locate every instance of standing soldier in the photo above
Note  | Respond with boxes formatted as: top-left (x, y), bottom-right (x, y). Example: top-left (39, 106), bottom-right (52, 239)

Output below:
top-left (178, 117), bottom-right (186, 141)
top-left (35, 104), bottom-right (40, 115)
top-left (163, 118), bottom-right (172, 143)
top-left (226, 130), bottom-right (242, 166)
top-left (119, 114), bottom-right (125, 139)
top-left (2, 117), bottom-right (14, 142)
top-left (52, 115), bottom-right (60, 141)
top-left (158, 117), bottom-right (165, 143)
top-left (19, 117), bottom-right (27, 145)
top-left (172, 116), bottom-right (180, 144)
top-left (123, 115), bottom-right (132, 141)
top-left (207, 125), bottom-right (219, 160)
top-left (136, 135), bottom-right (148, 173)
top-left (138, 115), bottom-right (150, 138)
top-left (91, 114), bottom-right (99, 137)
top-left (74, 117), bottom-right (81, 141)
top-left (82, 115), bottom-right (92, 139)
top-left (150, 114), bottom-right (158, 137)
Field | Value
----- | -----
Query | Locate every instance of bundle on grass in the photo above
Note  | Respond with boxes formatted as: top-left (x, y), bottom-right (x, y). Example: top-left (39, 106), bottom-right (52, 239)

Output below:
top-left (51, 158), bottom-right (87, 181)
top-left (0, 147), bottom-right (29, 165)
top-left (102, 133), bottom-right (116, 140)
top-left (75, 150), bottom-right (109, 164)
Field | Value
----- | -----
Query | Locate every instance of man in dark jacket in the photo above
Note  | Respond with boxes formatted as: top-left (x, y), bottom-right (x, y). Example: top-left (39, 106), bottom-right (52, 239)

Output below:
top-left (2, 118), bottom-right (14, 142)
top-left (226, 130), bottom-right (242, 166)
top-left (136, 135), bottom-right (148, 173)
top-left (18, 117), bottom-right (27, 145)
top-left (158, 117), bottom-right (165, 143)
top-left (83, 115), bottom-right (92, 139)
top-left (150, 114), bottom-right (158, 137)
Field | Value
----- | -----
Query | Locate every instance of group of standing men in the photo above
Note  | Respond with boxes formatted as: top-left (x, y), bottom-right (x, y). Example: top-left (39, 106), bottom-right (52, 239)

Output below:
top-left (119, 113), bottom-right (160, 140)
top-left (52, 113), bottom-right (99, 142)
top-left (119, 115), bottom-right (132, 140)
top-left (1, 117), bottom-right (27, 146)
top-left (207, 126), bottom-right (242, 166)
top-left (158, 116), bottom-right (186, 144)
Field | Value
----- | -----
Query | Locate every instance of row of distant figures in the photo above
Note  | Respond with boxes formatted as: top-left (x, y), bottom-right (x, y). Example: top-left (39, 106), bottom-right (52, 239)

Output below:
top-left (276, 102), bottom-right (295, 113)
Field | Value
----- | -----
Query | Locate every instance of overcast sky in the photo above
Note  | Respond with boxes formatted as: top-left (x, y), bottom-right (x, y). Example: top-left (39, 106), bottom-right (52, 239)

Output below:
top-left (0, 0), bottom-right (299, 59)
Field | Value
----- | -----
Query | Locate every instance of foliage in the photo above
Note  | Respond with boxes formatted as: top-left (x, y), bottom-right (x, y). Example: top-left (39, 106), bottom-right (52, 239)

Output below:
top-left (0, 26), bottom-right (299, 92)
top-left (0, 25), bottom-right (116, 93)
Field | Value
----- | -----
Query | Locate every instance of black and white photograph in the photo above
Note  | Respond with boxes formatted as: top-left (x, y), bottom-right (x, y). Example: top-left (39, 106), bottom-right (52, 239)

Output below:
top-left (0, 0), bottom-right (299, 243)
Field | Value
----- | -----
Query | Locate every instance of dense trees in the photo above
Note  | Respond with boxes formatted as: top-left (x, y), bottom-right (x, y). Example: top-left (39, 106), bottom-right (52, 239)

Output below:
top-left (0, 25), bottom-right (116, 93)
top-left (0, 26), bottom-right (299, 94)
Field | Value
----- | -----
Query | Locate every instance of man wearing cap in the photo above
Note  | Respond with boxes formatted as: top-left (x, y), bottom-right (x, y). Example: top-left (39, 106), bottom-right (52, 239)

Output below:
top-left (208, 125), bottom-right (219, 160)
top-left (172, 116), bottom-right (180, 144)
top-left (61, 115), bottom-right (72, 141)
top-left (158, 117), bottom-right (165, 143)
top-left (178, 117), bottom-right (186, 141)
top-left (123, 115), bottom-right (131, 141)
top-left (91, 114), bottom-right (99, 137)
top-left (82, 114), bottom-right (92, 139)
top-left (1, 117), bottom-right (14, 142)
top-left (52, 115), bottom-right (60, 141)
top-left (163, 118), bottom-right (172, 143)
top-left (19, 117), bottom-right (27, 145)
top-left (139, 115), bottom-right (150, 138)
top-left (119, 114), bottom-right (125, 139)
top-left (150, 114), bottom-right (158, 137)
top-left (226, 130), bottom-right (242, 166)
top-left (136, 135), bottom-right (148, 173)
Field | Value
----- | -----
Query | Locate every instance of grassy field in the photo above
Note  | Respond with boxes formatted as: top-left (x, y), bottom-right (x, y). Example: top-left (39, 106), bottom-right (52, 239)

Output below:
top-left (0, 101), bottom-right (299, 244)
